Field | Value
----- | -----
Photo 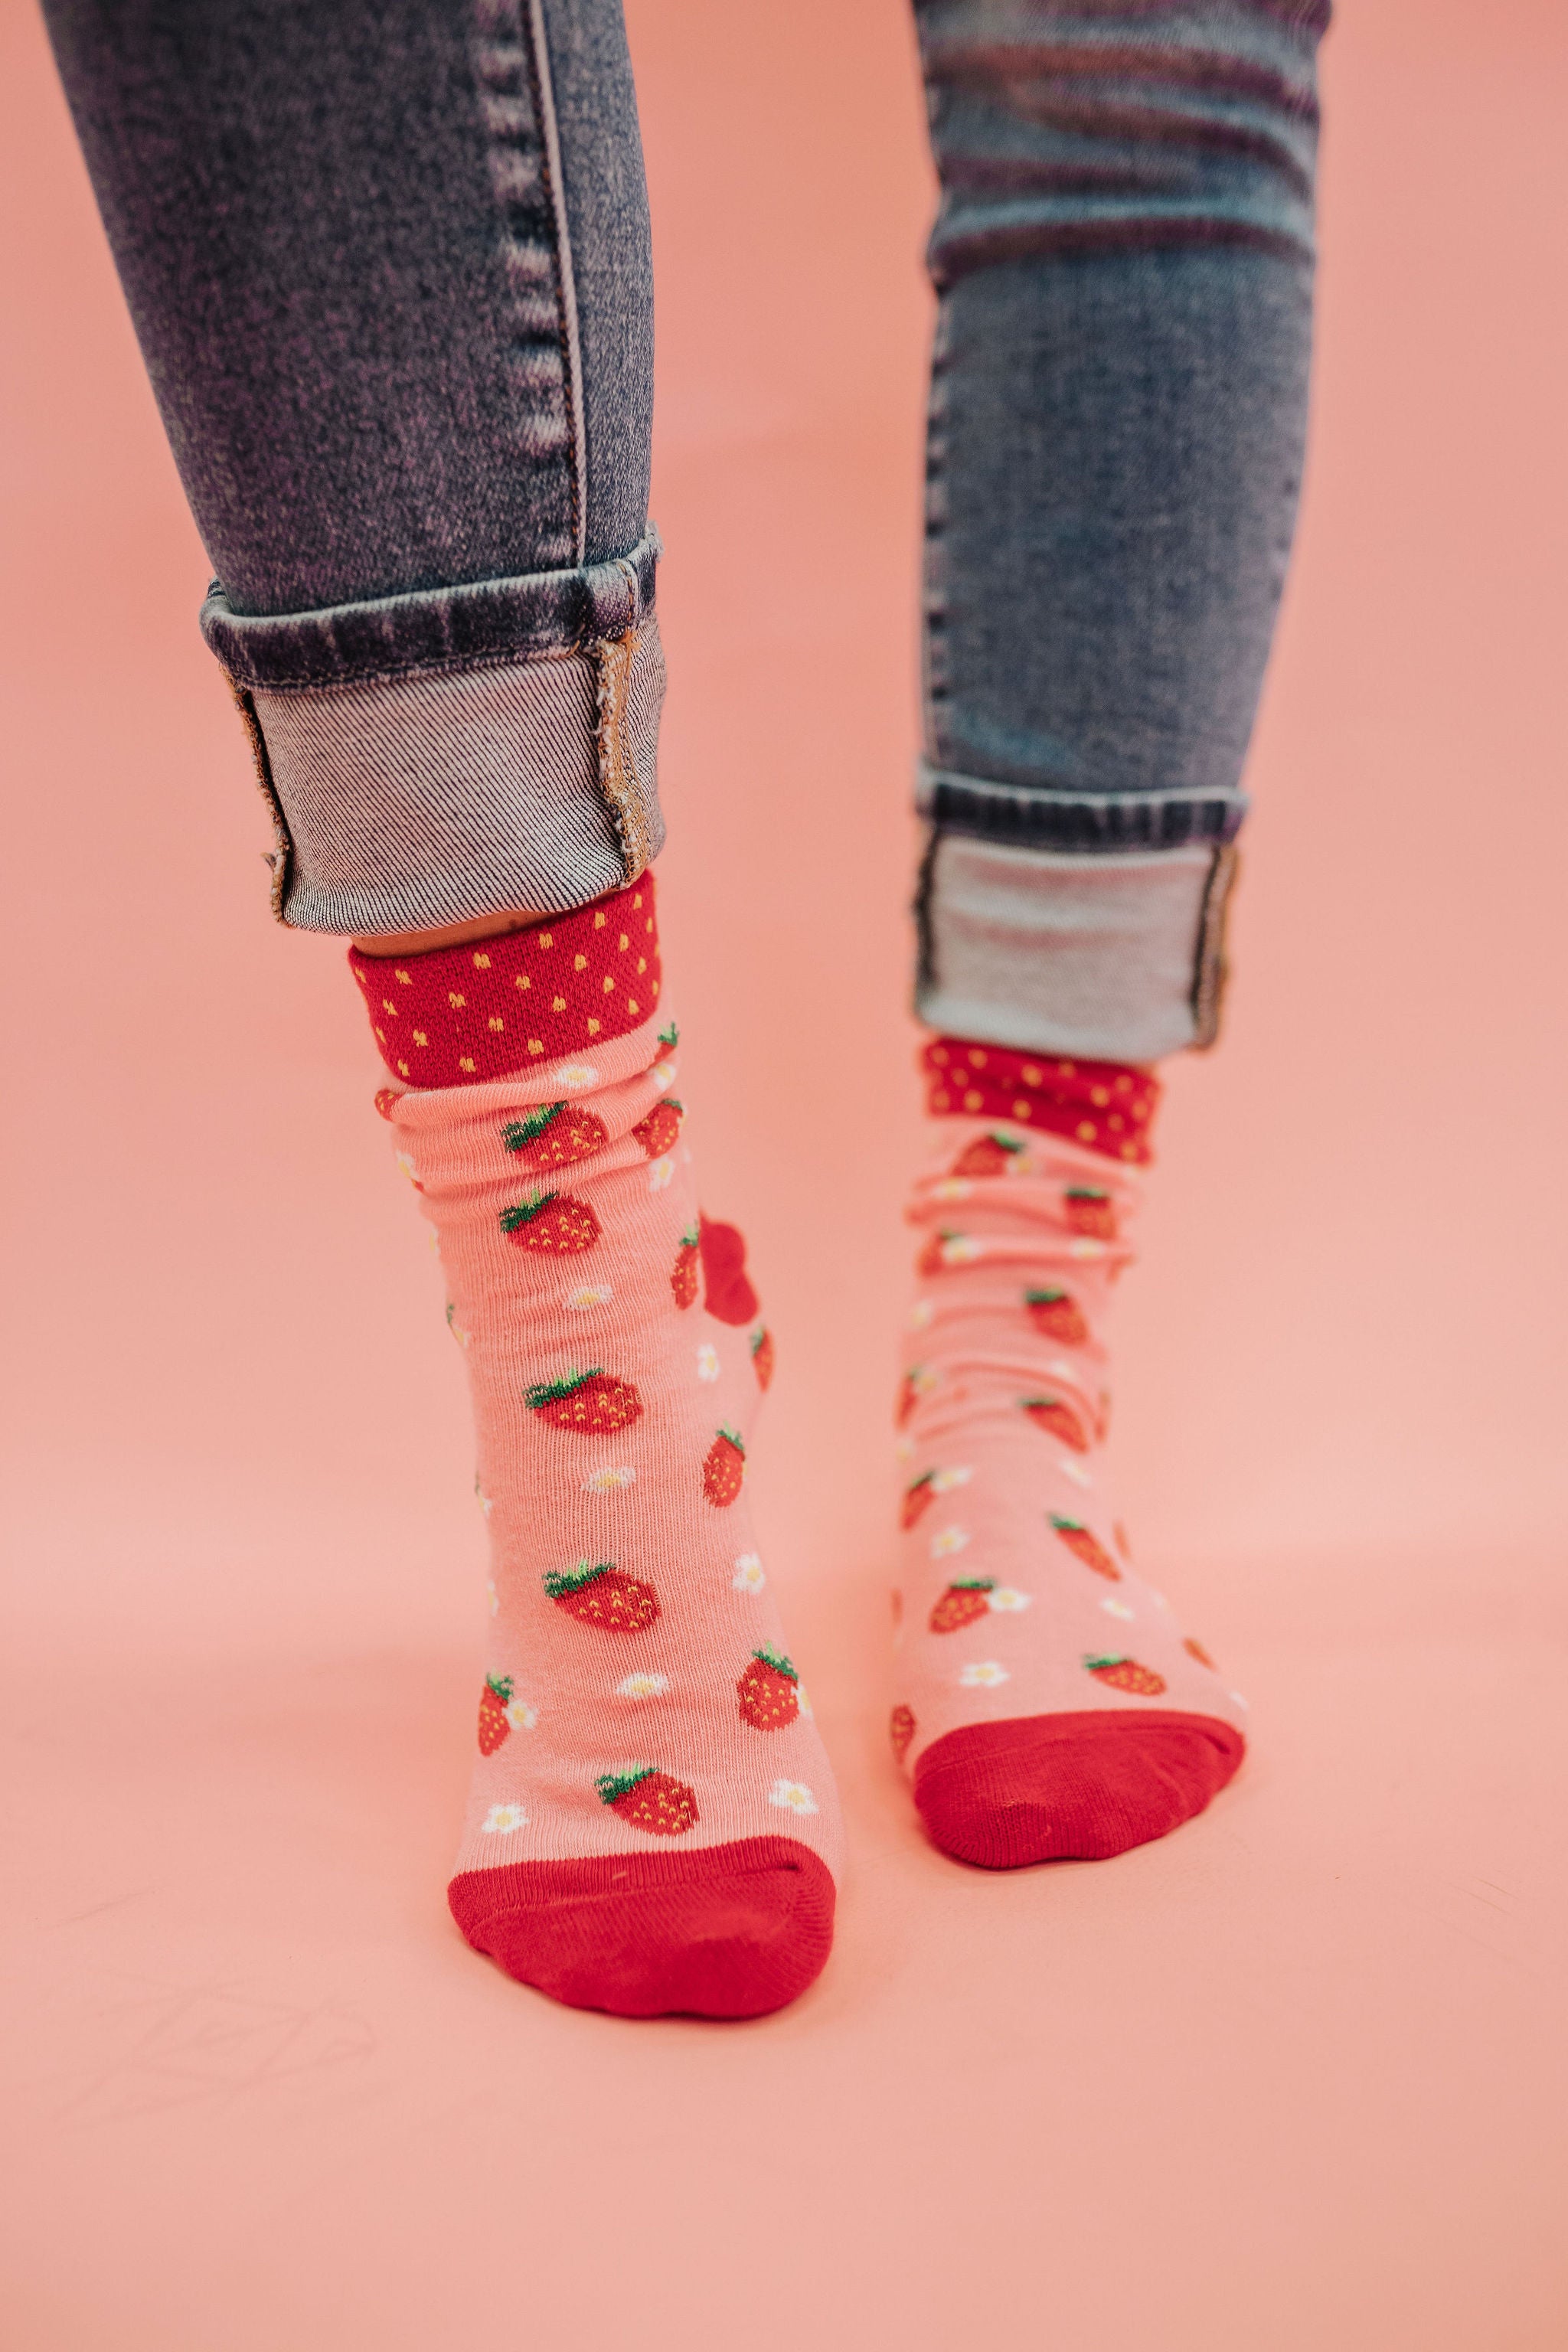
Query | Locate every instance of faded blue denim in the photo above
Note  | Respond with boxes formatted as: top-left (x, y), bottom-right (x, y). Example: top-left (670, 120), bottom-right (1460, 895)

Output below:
top-left (43, 0), bottom-right (1327, 1054)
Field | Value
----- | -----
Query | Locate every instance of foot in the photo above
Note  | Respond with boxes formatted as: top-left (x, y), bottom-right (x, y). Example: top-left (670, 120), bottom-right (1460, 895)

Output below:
top-left (890, 1039), bottom-right (1246, 1869)
top-left (353, 881), bottom-right (841, 2015)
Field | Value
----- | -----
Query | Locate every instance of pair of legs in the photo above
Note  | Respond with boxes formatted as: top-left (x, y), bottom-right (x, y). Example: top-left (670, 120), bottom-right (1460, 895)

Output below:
top-left (44, 0), bottom-right (1325, 2015)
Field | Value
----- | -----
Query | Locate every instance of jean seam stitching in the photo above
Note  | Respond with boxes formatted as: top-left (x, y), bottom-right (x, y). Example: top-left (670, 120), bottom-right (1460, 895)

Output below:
top-left (524, 0), bottom-right (588, 565)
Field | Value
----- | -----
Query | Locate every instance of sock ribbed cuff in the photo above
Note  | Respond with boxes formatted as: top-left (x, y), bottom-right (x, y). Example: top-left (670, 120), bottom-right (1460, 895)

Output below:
top-left (349, 878), bottom-right (664, 1087)
top-left (922, 1034), bottom-right (1160, 1165)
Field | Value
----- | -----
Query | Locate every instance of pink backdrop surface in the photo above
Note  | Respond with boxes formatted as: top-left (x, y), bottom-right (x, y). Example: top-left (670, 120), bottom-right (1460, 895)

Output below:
top-left (3, 1), bottom-right (1566, 2344)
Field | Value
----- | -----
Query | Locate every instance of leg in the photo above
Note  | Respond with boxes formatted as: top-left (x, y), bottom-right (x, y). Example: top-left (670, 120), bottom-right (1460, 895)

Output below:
top-left (44, 0), bottom-right (841, 2011)
top-left (892, 0), bottom-right (1327, 1862)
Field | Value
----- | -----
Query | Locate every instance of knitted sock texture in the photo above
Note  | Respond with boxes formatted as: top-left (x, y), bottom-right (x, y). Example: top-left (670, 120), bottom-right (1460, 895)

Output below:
top-left (892, 1037), bottom-right (1246, 1867)
top-left (358, 881), bottom-right (841, 2017)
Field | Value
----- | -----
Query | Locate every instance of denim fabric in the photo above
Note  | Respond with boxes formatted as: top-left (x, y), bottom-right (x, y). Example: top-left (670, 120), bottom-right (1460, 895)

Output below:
top-left (913, 0), bottom-right (1325, 1050)
top-left (48, 0), bottom-right (1325, 1044)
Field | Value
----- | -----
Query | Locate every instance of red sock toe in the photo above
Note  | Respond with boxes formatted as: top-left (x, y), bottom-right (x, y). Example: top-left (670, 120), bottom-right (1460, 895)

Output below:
top-left (449, 1835), bottom-right (837, 2019)
top-left (913, 1710), bottom-right (1245, 1869)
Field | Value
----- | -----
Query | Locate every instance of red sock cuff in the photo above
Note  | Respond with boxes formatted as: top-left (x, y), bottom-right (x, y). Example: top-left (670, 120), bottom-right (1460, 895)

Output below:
top-left (349, 880), bottom-right (664, 1087)
top-left (922, 1035), bottom-right (1160, 1165)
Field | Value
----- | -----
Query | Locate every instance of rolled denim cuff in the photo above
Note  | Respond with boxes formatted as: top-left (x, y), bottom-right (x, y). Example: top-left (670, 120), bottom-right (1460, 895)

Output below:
top-left (201, 527), bottom-right (666, 934)
top-left (916, 830), bottom-right (1240, 1063)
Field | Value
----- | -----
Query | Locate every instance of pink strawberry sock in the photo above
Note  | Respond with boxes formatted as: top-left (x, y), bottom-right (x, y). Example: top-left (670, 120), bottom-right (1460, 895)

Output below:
top-left (890, 1037), bottom-right (1247, 1869)
top-left (351, 880), bottom-right (841, 2017)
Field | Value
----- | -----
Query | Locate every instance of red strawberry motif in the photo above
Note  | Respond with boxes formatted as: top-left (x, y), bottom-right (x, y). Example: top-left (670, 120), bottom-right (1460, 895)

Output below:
top-left (1184, 1636), bottom-right (1217, 1670)
top-left (737, 1646), bottom-right (800, 1730)
top-left (525, 1368), bottom-right (642, 1432)
top-left (542, 1560), bottom-right (660, 1632)
top-left (897, 1366), bottom-right (934, 1427)
top-left (632, 1099), bottom-right (683, 1158)
top-left (477, 1673), bottom-right (514, 1755)
top-left (1025, 1287), bottom-right (1088, 1346)
top-left (656, 1022), bottom-right (680, 1056)
top-left (901, 1472), bottom-right (939, 1530)
top-left (930, 1577), bottom-right (995, 1633)
top-left (596, 1766), bottom-right (697, 1836)
top-left (374, 1086), bottom-right (401, 1121)
top-left (500, 1191), bottom-right (601, 1255)
top-left (750, 1325), bottom-right (775, 1390)
top-left (952, 1132), bottom-right (1025, 1179)
top-left (1022, 1395), bottom-right (1089, 1451)
top-left (890, 1703), bottom-right (916, 1762)
top-left (1064, 1185), bottom-right (1117, 1240)
top-left (917, 1230), bottom-right (979, 1277)
top-left (671, 1226), bottom-right (701, 1308)
top-left (703, 1426), bottom-right (746, 1507)
top-left (501, 1102), bottom-right (609, 1171)
top-left (1083, 1653), bottom-right (1167, 1697)
top-left (1050, 1514), bottom-right (1121, 1580)
top-left (697, 1215), bottom-right (760, 1325)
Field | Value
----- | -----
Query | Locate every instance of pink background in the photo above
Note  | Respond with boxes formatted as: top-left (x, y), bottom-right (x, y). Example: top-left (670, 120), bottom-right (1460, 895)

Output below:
top-left (4, 0), bottom-right (1566, 2343)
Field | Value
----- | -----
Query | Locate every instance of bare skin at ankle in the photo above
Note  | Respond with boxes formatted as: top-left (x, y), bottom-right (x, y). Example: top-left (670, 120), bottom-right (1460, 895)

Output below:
top-left (352, 906), bottom-right (550, 958)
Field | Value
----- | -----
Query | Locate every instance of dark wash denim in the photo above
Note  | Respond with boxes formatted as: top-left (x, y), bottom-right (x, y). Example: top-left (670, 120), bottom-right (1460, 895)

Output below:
top-left (44, 0), bottom-right (1326, 1054)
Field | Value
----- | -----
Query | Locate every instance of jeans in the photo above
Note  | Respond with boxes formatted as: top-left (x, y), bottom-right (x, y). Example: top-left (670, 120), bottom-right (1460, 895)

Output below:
top-left (43, 0), bottom-right (1326, 1060)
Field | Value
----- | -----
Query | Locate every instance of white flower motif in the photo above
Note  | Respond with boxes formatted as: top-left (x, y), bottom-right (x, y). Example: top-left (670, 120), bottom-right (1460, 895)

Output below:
top-left (583, 1465), bottom-right (636, 1495)
top-left (1058, 1456), bottom-right (1094, 1489)
top-left (505, 1697), bottom-right (538, 1731)
top-left (988, 1586), bottom-right (1031, 1613)
top-left (566, 1283), bottom-right (613, 1309)
top-left (696, 1342), bottom-right (720, 1382)
top-left (485, 1578), bottom-right (499, 1618)
top-left (648, 1154), bottom-right (674, 1192)
top-left (554, 1062), bottom-right (599, 1090)
top-left (769, 1779), bottom-right (819, 1816)
top-left (930, 1177), bottom-right (972, 1202)
top-left (959, 1661), bottom-right (1010, 1688)
top-left (907, 1298), bottom-right (935, 1331)
top-left (1149, 1590), bottom-right (1172, 1611)
top-left (929, 1525), bottom-right (971, 1560)
top-left (1228, 1689), bottom-right (1251, 1710)
top-left (795, 1682), bottom-right (814, 1718)
top-left (394, 1151), bottom-right (419, 1186)
top-left (893, 1434), bottom-right (915, 1464)
top-left (481, 1802), bottom-right (528, 1834)
top-left (732, 1553), bottom-right (766, 1593)
top-left (939, 1234), bottom-right (982, 1266)
top-left (475, 1481), bottom-right (493, 1518)
top-left (1100, 1596), bottom-right (1135, 1621)
top-left (651, 1059), bottom-right (676, 1092)
top-left (617, 1672), bottom-right (669, 1700)
top-left (1069, 1237), bottom-right (1109, 1261)
top-left (930, 1465), bottom-right (972, 1494)
top-left (1044, 1358), bottom-right (1079, 1382)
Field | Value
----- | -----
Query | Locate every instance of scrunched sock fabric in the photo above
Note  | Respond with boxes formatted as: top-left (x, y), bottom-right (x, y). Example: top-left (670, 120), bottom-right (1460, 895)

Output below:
top-left (890, 1037), bottom-right (1247, 1870)
top-left (350, 880), bottom-right (841, 2018)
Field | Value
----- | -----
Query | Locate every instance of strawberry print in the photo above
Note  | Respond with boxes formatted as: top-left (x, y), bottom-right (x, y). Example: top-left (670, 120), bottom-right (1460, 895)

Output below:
top-left (542, 1560), bottom-right (660, 1632)
top-left (1184, 1636), bottom-right (1217, 1669)
top-left (632, 1099), bottom-right (683, 1158)
top-left (703, 1426), bottom-right (746, 1507)
top-left (917, 1230), bottom-right (983, 1277)
top-left (671, 1226), bottom-right (700, 1308)
top-left (897, 1364), bottom-right (936, 1426)
top-left (1022, 1395), bottom-right (1089, 1451)
top-left (500, 1191), bottom-right (601, 1255)
top-left (737, 1645), bottom-right (801, 1731)
top-left (596, 1765), bottom-right (698, 1836)
top-left (890, 1704), bottom-right (916, 1762)
top-left (1083, 1653), bottom-right (1167, 1697)
top-left (901, 1471), bottom-right (940, 1529)
top-left (750, 1325), bottom-right (775, 1390)
top-left (477, 1673), bottom-right (514, 1755)
top-left (525, 1368), bottom-right (642, 1433)
top-left (1025, 1287), bottom-right (1088, 1346)
top-left (952, 1132), bottom-right (1025, 1178)
top-left (929, 1576), bottom-right (995, 1633)
top-left (1050, 1514), bottom-right (1122, 1580)
top-left (697, 1216), bottom-right (760, 1325)
top-left (501, 1101), bottom-right (609, 1171)
top-left (1064, 1185), bottom-right (1117, 1240)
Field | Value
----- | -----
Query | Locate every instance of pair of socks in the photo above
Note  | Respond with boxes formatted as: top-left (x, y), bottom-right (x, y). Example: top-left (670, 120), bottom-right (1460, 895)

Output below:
top-left (350, 878), bottom-right (1243, 2020)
